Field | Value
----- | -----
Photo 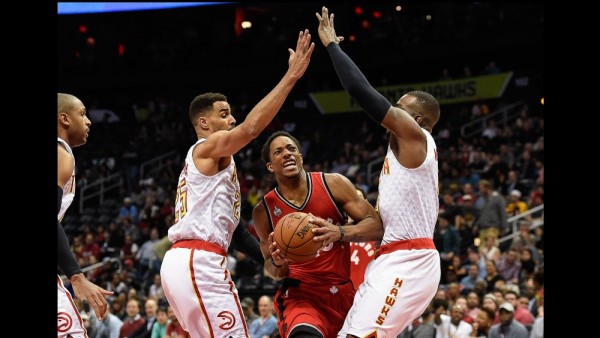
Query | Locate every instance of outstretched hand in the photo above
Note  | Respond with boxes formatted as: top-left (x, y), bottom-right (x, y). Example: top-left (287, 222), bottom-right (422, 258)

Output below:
top-left (315, 6), bottom-right (344, 47)
top-left (70, 273), bottom-right (114, 320)
top-left (287, 29), bottom-right (315, 80)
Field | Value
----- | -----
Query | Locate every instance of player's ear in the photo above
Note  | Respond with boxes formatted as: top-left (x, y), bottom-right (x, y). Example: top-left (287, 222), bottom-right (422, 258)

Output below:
top-left (198, 116), bottom-right (209, 130)
top-left (266, 162), bottom-right (274, 173)
top-left (58, 112), bottom-right (70, 126)
top-left (415, 115), bottom-right (423, 124)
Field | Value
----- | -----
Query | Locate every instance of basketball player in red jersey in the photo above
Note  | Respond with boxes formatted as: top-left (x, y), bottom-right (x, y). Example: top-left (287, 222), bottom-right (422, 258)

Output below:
top-left (253, 131), bottom-right (383, 338)
top-left (315, 7), bottom-right (441, 337)
top-left (348, 187), bottom-right (379, 290)
top-left (58, 93), bottom-right (113, 338)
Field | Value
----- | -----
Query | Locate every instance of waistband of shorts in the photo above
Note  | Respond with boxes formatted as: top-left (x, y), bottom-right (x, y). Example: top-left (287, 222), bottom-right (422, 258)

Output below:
top-left (171, 239), bottom-right (227, 256)
top-left (282, 277), bottom-right (351, 288)
top-left (379, 238), bottom-right (435, 254)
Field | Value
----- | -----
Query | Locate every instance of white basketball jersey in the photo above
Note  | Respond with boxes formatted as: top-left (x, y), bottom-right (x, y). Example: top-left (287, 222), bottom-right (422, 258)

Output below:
top-left (58, 138), bottom-right (76, 221)
top-left (378, 129), bottom-right (439, 244)
top-left (167, 138), bottom-right (241, 249)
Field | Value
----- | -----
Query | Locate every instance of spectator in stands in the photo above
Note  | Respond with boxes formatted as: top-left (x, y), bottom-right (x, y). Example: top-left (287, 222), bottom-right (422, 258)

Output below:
top-left (502, 170), bottom-right (527, 197)
top-left (96, 306), bottom-right (124, 338)
top-left (150, 306), bottom-right (168, 338)
top-left (139, 298), bottom-right (159, 338)
top-left (435, 213), bottom-right (461, 284)
top-left (434, 303), bottom-right (473, 338)
top-left (517, 247), bottom-right (537, 283)
top-left (119, 197), bottom-right (140, 224)
top-left (474, 179), bottom-right (508, 243)
top-left (402, 304), bottom-right (436, 338)
top-left (470, 307), bottom-right (495, 338)
top-left (496, 249), bottom-right (522, 285)
top-left (488, 303), bottom-right (529, 338)
top-left (455, 296), bottom-right (473, 325)
top-left (480, 235), bottom-right (501, 263)
top-left (148, 273), bottom-right (165, 301)
top-left (482, 293), bottom-right (500, 325)
top-left (465, 291), bottom-right (481, 322)
top-left (503, 290), bottom-right (534, 326)
top-left (248, 295), bottom-right (278, 338)
top-left (119, 298), bottom-right (146, 338)
top-left (241, 297), bottom-right (259, 326)
top-left (136, 227), bottom-right (162, 283)
top-left (451, 255), bottom-right (468, 282)
top-left (460, 264), bottom-right (485, 295)
top-left (465, 246), bottom-right (487, 279)
top-left (529, 316), bottom-right (543, 338)
top-left (505, 189), bottom-right (528, 217)
top-left (165, 305), bottom-right (188, 338)
top-left (484, 260), bottom-right (505, 293)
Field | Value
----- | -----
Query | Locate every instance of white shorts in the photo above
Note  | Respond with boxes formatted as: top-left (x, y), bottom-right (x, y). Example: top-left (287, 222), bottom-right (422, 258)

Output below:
top-left (57, 276), bottom-right (88, 338)
top-left (338, 247), bottom-right (440, 338)
top-left (161, 240), bottom-right (249, 338)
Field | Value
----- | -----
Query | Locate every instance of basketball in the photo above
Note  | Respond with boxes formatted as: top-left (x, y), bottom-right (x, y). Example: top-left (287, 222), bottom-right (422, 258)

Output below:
top-left (273, 212), bottom-right (323, 264)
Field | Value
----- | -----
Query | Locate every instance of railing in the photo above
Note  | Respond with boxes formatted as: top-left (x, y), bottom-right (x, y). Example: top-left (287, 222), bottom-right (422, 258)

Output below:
top-left (367, 157), bottom-right (384, 185)
top-left (60, 257), bottom-right (122, 281)
top-left (498, 204), bottom-right (544, 244)
top-left (79, 172), bottom-right (123, 213)
top-left (460, 101), bottom-right (523, 138)
top-left (139, 150), bottom-right (179, 179)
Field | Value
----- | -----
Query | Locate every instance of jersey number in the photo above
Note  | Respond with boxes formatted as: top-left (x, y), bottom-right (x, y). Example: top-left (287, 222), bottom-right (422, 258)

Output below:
top-left (174, 178), bottom-right (188, 223)
top-left (351, 249), bottom-right (360, 265)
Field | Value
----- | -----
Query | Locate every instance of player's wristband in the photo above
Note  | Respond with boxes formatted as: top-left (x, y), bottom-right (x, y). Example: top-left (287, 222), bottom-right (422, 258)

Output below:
top-left (338, 225), bottom-right (345, 242)
top-left (270, 257), bottom-right (283, 268)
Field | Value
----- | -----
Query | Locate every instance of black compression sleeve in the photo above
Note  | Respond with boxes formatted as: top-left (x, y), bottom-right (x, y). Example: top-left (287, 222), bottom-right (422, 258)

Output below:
top-left (326, 43), bottom-right (392, 124)
top-left (231, 224), bottom-right (265, 265)
top-left (58, 186), bottom-right (63, 214)
top-left (58, 220), bottom-right (82, 278)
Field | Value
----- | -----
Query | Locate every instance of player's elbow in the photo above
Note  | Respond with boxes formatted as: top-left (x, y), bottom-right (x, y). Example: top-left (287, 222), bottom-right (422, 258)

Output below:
top-left (240, 123), bottom-right (261, 140)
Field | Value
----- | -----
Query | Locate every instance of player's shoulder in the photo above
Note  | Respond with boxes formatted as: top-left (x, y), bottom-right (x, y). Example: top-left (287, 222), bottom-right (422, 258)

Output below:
top-left (322, 172), bottom-right (352, 186)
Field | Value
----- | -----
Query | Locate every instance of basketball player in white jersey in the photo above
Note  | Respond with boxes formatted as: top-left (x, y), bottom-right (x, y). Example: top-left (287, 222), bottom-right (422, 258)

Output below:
top-left (57, 93), bottom-right (113, 338)
top-left (160, 30), bottom-right (315, 338)
top-left (314, 7), bottom-right (442, 337)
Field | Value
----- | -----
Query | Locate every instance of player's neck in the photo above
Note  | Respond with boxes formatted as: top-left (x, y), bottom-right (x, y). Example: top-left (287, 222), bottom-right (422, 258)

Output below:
top-left (277, 171), bottom-right (308, 204)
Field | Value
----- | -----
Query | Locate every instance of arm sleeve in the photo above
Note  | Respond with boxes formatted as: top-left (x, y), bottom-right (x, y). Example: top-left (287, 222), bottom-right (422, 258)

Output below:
top-left (231, 224), bottom-right (265, 265)
top-left (58, 186), bottom-right (63, 214)
top-left (57, 185), bottom-right (82, 278)
top-left (326, 43), bottom-right (392, 123)
top-left (58, 220), bottom-right (83, 278)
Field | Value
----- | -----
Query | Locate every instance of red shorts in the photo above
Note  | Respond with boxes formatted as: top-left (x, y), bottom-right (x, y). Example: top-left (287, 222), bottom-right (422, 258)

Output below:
top-left (274, 278), bottom-right (355, 338)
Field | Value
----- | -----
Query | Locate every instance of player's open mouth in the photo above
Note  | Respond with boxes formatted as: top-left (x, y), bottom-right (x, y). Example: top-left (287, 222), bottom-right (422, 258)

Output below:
top-left (283, 160), bottom-right (296, 168)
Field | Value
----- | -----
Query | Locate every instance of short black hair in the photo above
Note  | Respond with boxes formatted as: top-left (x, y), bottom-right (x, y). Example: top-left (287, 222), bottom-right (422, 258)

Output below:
top-left (189, 92), bottom-right (227, 126)
top-left (406, 90), bottom-right (440, 128)
top-left (261, 131), bottom-right (301, 163)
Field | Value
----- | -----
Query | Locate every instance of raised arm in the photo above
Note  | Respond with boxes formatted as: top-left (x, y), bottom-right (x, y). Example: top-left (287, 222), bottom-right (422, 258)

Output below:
top-left (252, 201), bottom-right (289, 280)
top-left (311, 173), bottom-right (383, 246)
top-left (315, 7), bottom-right (425, 145)
top-left (197, 30), bottom-right (315, 159)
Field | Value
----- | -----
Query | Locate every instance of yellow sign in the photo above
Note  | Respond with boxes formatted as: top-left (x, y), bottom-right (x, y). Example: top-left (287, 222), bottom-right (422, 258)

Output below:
top-left (309, 72), bottom-right (513, 114)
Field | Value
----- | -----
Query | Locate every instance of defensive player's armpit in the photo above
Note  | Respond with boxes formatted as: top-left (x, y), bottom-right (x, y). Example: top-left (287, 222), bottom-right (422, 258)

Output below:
top-left (326, 43), bottom-right (391, 123)
top-left (231, 224), bottom-right (265, 265)
top-left (57, 220), bottom-right (82, 278)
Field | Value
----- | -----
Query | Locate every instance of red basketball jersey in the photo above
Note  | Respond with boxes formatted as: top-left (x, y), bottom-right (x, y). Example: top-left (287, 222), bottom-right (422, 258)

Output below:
top-left (263, 172), bottom-right (350, 285)
top-left (349, 241), bottom-right (378, 288)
